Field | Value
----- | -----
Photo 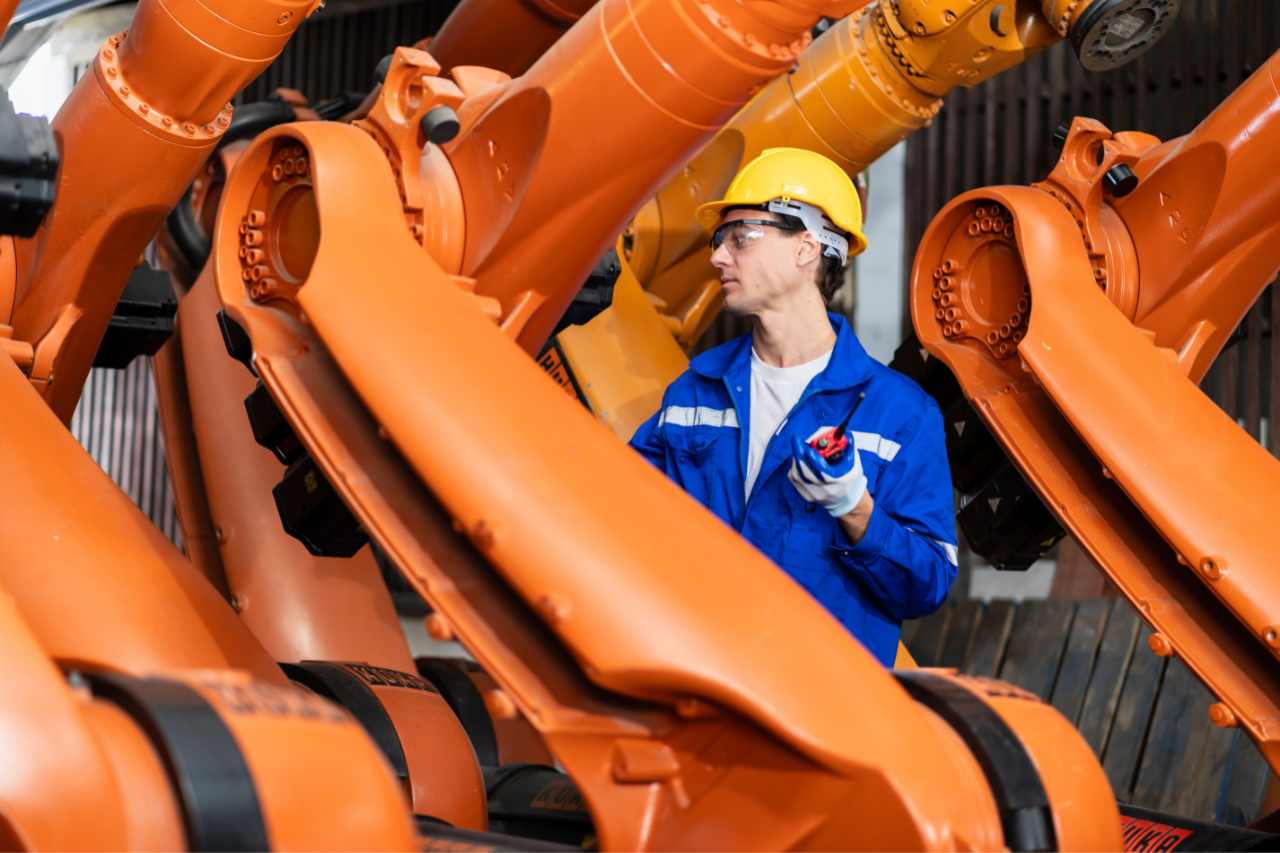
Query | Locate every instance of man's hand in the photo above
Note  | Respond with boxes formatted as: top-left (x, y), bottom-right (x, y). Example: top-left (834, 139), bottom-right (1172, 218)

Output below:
top-left (788, 429), bottom-right (868, 519)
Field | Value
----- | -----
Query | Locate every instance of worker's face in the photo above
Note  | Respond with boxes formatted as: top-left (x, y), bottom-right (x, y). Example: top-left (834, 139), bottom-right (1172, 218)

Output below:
top-left (709, 209), bottom-right (822, 317)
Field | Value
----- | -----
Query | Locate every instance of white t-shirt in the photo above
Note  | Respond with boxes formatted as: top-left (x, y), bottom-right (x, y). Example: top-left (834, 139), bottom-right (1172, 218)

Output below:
top-left (744, 346), bottom-right (833, 498)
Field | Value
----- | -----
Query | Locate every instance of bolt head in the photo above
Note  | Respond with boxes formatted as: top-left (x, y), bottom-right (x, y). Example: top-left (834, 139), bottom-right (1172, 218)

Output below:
top-left (1209, 703), bottom-right (1238, 728)
top-left (1103, 163), bottom-right (1139, 197)
top-left (420, 105), bottom-right (461, 146)
top-left (424, 613), bottom-right (454, 641)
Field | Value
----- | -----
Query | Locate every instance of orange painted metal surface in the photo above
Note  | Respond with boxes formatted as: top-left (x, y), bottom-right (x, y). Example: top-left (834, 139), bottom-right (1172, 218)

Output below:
top-left (150, 333), bottom-right (230, 600)
top-left (461, 663), bottom-right (558, 765)
top-left (1115, 54), bottom-right (1280, 379)
top-left (0, 0), bottom-right (17, 36)
top-left (429, 0), bottom-right (598, 75)
top-left (179, 272), bottom-right (415, 670)
top-left (359, 669), bottom-right (488, 828)
top-left (160, 669), bottom-right (419, 849)
top-left (78, 699), bottom-right (187, 850)
top-left (0, 352), bottom-right (284, 681)
top-left (973, 675), bottom-right (1122, 851)
top-left (908, 50), bottom-right (1280, 775)
top-left (0, 592), bottom-right (141, 849)
top-left (352, 47), bottom-right (473, 270)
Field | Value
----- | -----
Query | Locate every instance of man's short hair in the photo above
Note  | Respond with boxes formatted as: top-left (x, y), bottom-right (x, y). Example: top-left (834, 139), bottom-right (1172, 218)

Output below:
top-left (772, 210), bottom-right (848, 304)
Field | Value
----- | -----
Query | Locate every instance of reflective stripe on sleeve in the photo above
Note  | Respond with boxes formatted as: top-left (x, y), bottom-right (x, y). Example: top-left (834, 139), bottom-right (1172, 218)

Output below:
top-left (907, 530), bottom-right (960, 566)
top-left (852, 431), bottom-right (902, 462)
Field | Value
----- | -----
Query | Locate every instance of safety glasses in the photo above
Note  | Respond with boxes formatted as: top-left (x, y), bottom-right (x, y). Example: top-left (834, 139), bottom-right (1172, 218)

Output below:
top-left (709, 219), bottom-right (800, 253)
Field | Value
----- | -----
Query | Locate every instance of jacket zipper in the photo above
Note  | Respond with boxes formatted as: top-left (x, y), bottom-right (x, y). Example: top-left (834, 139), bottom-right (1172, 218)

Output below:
top-left (736, 381), bottom-right (840, 530)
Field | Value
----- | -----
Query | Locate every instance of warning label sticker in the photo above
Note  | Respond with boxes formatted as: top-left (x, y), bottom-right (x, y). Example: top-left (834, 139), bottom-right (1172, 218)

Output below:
top-left (537, 339), bottom-right (589, 408)
top-left (1121, 816), bottom-right (1193, 851)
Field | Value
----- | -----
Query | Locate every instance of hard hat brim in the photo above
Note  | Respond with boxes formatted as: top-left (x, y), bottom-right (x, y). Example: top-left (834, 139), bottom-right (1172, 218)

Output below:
top-left (694, 199), bottom-right (745, 234)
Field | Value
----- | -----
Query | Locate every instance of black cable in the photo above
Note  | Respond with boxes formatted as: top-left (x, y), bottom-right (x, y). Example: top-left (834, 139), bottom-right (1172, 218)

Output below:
top-left (312, 91), bottom-right (368, 121)
top-left (221, 99), bottom-right (299, 144)
top-left (166, 185), bottom-right (211, 273)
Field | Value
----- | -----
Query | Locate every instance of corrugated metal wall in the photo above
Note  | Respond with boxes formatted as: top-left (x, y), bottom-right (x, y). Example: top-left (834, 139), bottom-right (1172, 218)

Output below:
top-left (903, 1), bottom-right (1279, 455)
top-left (71, 357), bottom-right (184, 545)
top-left (239, 1), bottom-right (453, 103)
top-left (70, 0), bottom-right (459, 545)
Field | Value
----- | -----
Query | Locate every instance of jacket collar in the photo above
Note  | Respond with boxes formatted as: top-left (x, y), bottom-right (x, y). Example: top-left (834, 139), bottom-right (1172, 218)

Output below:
top-left (689, 313), bottom-right (875, 390)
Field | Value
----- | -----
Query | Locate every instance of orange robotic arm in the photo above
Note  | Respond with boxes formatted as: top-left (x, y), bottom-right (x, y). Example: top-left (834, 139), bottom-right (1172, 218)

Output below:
top-left (0, 578), bottom-right (419, 850)
top-left (0, 2), bottom-right (480, 845)
top-left (211, 116), bottom-right (1122, 851)
top-left (450, 0), bottom-right (868, 348)
top-left (2, 0), bottom-right (319, 423)
top-left (197, 0), bottom-right (1128, 843)
top-left (0, 346), bottom-right (424, 847)
top-left (907, 48), bottom-right (1280, 773)
top-left (553, 0), bottom-right (1180, 440)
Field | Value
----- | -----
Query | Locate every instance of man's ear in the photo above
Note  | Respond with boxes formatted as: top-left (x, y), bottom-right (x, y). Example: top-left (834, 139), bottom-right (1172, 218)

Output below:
top-left (794, 231), bottom-right (822, 268)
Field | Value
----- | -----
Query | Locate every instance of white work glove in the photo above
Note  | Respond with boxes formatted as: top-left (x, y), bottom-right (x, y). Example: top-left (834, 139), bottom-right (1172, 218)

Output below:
top-left (787, 428), bottom-right (867, 518)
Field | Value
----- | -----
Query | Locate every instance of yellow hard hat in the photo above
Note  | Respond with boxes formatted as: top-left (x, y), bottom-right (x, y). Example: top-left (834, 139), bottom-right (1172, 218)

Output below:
top-left (695, 147), bottom-right (868, 260)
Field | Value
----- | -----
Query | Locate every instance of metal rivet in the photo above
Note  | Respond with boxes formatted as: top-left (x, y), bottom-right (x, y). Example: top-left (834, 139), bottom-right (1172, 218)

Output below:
top-left (424, 613), bottom-right (454, 641)
top-left (484, 688), bottom-right (517, 720)
top-left (1209, 703), bottom-right (1238, 728)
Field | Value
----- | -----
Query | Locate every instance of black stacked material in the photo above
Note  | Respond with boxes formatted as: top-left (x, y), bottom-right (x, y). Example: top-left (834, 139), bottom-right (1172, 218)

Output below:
top-left (94, 265), bottom-right (179, 369)
top-left (0, 86), bottom-right (57, 238)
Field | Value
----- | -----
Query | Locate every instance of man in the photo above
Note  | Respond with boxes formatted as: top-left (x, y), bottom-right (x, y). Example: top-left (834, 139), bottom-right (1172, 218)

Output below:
top-left (629, 147), bottom-right (956, 666)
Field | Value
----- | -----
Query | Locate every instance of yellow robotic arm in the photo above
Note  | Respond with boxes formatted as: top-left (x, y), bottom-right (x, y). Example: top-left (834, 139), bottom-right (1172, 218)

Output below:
top-left (553, 0), bottom-right (1179, 440)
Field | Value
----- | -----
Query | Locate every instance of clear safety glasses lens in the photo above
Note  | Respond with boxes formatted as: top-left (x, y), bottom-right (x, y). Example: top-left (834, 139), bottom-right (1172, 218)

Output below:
top-left (709, 220), bottom-right (797, 252)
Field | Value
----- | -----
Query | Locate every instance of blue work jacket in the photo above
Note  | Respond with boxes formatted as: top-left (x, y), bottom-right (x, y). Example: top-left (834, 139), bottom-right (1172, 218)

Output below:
top-left (629, 314), bottom-right (957, 665)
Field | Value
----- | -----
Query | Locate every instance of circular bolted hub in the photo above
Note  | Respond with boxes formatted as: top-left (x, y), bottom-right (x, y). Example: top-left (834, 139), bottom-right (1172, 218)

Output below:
top-left (930, 201), bottom-right (1030, 360)
top-left (236, 140), bottom-right (319, 306)
top-left (1070, 0), bottom-right (1180, 72)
